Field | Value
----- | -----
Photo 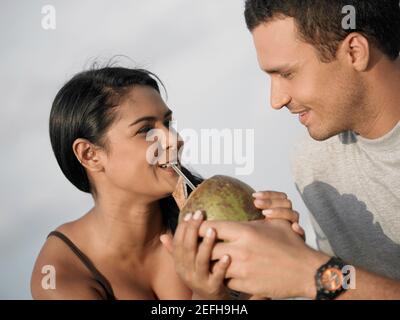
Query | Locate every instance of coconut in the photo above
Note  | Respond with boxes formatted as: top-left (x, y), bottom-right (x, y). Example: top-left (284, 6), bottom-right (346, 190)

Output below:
top-left (178, 175), bottom-right (263, 222)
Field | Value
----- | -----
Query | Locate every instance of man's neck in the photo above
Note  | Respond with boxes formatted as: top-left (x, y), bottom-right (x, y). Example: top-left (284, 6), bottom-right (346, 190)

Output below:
top-left (354, 57), bottom-right (400, 139)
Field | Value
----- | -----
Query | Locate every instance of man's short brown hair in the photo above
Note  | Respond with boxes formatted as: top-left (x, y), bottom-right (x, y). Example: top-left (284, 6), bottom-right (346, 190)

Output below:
top-left (244, 0), bottom-right (400, 62)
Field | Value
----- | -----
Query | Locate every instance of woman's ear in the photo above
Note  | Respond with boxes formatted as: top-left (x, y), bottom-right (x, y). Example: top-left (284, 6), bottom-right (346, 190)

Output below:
top-left (72, 138), bottom-right (104, 172)
top-left (341, 32), bottom-right (370, 72)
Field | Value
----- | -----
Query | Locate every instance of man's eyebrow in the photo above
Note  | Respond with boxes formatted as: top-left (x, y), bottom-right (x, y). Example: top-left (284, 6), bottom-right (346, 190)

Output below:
top-left (262, 64), bottom-right (296, 74)
top-left (128, 109), bottom-right (172, 127)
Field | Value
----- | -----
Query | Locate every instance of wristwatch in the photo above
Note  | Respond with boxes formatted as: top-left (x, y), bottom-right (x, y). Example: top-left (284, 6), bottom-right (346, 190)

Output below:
top-left (315, 256), bottom-right (348, 300)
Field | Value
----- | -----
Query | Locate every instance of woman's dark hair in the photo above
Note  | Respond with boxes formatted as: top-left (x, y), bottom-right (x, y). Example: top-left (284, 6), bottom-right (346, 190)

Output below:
top-left (244, 0), bottom-right (400, 62)
top-left (50, 66), bottom-right (202, 232)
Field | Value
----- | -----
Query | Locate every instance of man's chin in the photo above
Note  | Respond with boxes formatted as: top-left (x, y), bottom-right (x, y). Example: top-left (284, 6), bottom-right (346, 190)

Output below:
top-left (307, 126), bottom-right (338, 141)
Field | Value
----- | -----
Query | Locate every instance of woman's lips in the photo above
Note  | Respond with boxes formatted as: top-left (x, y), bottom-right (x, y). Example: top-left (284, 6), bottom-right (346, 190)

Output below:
top-left (158, 165), bottom-right (178, 175)
top-left (157, 160), bottom-right (180, 175)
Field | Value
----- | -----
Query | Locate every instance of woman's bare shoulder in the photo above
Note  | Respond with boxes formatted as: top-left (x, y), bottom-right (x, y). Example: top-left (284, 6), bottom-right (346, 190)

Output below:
top-left (30, 221), bottom-right (102, 299)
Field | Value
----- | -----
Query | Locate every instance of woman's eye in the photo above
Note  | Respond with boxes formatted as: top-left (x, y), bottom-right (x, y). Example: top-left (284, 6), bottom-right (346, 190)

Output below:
top-left (137, 125), bottom-right (153, 134)
top-left (163, 119), bottom-right (172, 128)
top-left (136, 119), bottom-right (173, 135)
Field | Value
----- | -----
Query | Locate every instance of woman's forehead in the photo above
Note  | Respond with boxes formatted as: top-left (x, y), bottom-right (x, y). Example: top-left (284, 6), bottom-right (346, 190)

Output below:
top-left (120, 86), bottom-right (168, 116)
top-left (116, 86), bottom-right (170, 122)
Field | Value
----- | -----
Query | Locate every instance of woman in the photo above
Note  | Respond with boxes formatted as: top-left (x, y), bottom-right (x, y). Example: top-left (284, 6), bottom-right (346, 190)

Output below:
top-left (31, 66), bottom-right (303, 300)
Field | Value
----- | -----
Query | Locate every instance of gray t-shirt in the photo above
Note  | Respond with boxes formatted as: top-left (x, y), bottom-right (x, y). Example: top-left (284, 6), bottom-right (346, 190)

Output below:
top-left (291, 122), bottom-right (400, 280)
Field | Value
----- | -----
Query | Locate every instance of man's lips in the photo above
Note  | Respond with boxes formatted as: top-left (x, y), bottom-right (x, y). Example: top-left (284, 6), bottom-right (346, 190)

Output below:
top-left (289, 109), bottom-right (311, 125)
top-left (290, 109), bottom-right (309, 115)
top-left (299, 111), bottom-right (310, 125)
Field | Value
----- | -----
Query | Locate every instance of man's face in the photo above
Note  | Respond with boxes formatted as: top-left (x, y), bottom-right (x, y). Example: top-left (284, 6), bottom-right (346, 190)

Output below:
top-left (252, 17), bottom-right (364, 141)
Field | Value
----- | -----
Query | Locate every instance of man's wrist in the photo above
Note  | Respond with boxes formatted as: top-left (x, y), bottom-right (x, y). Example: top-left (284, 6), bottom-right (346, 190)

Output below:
top-left (301, 250), bottom-right (331, 299)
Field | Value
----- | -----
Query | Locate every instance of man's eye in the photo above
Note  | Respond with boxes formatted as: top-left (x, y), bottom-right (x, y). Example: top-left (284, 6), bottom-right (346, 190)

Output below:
top-left (281, 72), bottom-right (293, 79)
top-left (137, 125), bottom-right (153, 134)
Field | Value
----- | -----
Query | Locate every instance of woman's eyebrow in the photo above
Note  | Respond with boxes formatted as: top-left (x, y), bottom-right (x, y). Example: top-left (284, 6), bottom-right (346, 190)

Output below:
top-left (128, 109), bottom-right (172, 127)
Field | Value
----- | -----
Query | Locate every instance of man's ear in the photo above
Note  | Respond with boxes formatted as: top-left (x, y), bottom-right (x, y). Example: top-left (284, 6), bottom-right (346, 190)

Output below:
top-left (341, 32), bottom-right (370, 72)
top-left (72, 138), bottom-right (105, 172)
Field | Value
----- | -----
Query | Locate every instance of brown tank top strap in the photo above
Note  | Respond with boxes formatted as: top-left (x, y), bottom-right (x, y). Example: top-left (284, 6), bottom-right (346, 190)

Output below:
top-left (47, 230), bottom-right (116, 300)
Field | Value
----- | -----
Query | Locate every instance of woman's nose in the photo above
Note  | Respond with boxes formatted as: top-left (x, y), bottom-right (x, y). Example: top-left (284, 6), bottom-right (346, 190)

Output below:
top-left (160, 125), bottom-right (183, 152)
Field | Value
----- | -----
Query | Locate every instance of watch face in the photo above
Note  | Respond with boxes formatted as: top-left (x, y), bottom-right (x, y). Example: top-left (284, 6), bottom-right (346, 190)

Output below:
top-left (321, 268), bottom-right (343, 291)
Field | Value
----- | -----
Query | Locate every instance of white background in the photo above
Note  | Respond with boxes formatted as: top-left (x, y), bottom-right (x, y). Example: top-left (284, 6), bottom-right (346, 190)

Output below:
top-left (0, 0), bottom-right (316, 299)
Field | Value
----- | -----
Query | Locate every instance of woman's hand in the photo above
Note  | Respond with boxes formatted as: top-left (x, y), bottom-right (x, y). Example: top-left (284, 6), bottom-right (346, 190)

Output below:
top-left (252, 191), bottom-right (305, 240)
top-left (160, 210), bottom-right (232, 300)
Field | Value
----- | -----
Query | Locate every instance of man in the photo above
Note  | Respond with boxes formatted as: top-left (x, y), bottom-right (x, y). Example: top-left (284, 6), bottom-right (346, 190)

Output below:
top-left (162, 0), bottom-right (400, 299)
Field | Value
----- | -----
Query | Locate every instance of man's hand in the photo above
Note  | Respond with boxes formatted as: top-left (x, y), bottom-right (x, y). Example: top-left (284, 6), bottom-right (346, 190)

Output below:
top-left (196, 219), bottom-right (329, 299)
top-left (253, 191), bottom-right (305, 240)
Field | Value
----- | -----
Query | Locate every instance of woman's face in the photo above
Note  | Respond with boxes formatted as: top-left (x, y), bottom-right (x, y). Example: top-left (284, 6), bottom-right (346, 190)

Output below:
top-left (96, 85), bottom-right (183, 200)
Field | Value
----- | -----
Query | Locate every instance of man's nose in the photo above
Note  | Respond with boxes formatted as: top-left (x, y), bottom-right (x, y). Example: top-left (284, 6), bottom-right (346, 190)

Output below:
top-left (270, 81), bottom-right (291, 110)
